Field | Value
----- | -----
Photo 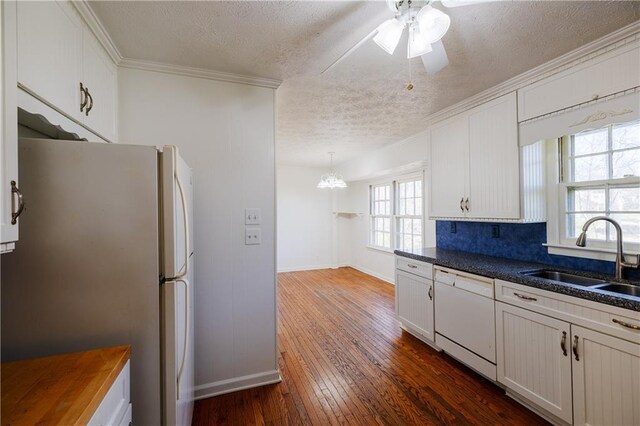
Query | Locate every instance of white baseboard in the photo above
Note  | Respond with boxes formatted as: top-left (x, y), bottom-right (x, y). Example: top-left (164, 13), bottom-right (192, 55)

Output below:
top-left (194, 370), bottom-right (282, 400)
top-left (277, 264), bottom-right (335, 273)
top-left (349, 264), bottom-right (395, 285)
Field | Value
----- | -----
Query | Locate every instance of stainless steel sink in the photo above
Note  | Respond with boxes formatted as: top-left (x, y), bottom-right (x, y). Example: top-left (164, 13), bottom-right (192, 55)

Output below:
top-left (591, 283), bottom-right (640, 297)
top-left (522, 269), bottom-right (608, 286)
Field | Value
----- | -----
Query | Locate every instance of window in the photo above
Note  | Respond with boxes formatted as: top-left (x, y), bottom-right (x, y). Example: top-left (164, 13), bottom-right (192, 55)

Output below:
top-left (561, 121), bottom-right (640, 247)
top-left (369, 176), bottom-right (424, 251)
top-left (395, 179), bottom-right (423, 251)
top-left (370, 184), bottom-right (392, 249)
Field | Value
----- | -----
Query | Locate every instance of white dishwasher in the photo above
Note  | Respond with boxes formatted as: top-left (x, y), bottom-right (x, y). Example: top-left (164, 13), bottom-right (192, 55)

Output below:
top-left (434, 267), bottom-right (497, 381)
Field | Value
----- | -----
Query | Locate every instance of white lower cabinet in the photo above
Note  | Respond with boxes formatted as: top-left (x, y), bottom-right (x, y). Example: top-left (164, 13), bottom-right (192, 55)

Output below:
top-left (89, 360), bottom-right (131, 426)
top-left (496, 302), bottom-right (573, 424)
top-left (396, 267), bottom-right (435, 343)
top-left (496, 286), bottom-right (640, 426)
top-left (572, 325), bottom-right (640, 426)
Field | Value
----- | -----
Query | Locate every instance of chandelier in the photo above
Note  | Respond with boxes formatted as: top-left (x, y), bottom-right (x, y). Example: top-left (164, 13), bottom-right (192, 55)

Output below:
top-left (317, 152), bottom-right (347, 189)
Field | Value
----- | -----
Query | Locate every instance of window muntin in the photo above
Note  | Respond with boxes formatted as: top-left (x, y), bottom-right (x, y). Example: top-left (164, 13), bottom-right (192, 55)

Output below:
top-left (395, 179), bottom-right (423, 251)
top-left (563, 121), bottom-right (640, 245)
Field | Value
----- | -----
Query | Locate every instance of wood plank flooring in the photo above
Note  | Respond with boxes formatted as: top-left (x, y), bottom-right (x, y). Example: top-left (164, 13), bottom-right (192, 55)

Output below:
top-left (193, 267), bottom-right (547, 425)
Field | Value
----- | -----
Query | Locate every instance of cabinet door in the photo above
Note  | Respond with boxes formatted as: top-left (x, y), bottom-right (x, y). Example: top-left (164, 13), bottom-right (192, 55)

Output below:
top-left (396, 270), bottom-right (434, 342)
top-left (16, 1), bottom-right (83, 121)
top-left (572, 325), bottom-right (640, 426)
top-left (496, 302), bottom-right (573, 424)
top-left (467, 92), bottom-right (520, 219)
top-left (429, 113), bottom-right (468, 218)
top-left (1, 0), bottom-right (19, 251)
top-left (82, 27), bottom-right (117, 142)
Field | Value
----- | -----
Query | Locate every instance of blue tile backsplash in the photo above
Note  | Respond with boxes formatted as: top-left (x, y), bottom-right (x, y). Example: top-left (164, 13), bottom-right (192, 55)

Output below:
top-left (435, 221), bottom-right (640, 281)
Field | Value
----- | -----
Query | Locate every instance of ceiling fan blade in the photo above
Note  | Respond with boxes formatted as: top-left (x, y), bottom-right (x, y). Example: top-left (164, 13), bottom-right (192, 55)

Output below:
top-left (421, 40), bottom-right (449, 74)
top-left (322, 27), bottom-right (379, 74)
top-left (440, 0), bottom-right (494, 7)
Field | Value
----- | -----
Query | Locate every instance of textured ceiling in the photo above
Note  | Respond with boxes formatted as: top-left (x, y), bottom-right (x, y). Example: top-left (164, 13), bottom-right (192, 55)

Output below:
top-left (91, 1), bottom-right (640, 167)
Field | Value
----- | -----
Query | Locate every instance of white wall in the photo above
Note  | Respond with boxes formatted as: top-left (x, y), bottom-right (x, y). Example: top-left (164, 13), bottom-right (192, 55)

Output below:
top-left (277, 165), bottom-right (334, 272)
top-left (118, 67), bottom-right (279, 399)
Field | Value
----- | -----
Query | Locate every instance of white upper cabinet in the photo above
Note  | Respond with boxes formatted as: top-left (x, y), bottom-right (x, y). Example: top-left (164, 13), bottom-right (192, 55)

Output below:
top-left (518, 41), bottom-right (640, 122)
top-left (82, 27), bottom-right (117, 142)
top-left (467, 93), bottom-right (519, 219)
top-left (16, 1), bottom-right (83, 121)
top-left (429, 92), bottom-right (537, 221)
top-left (15, 1), bottom-right (117, 142)
top-left (1, 0), bottom-right (20, 253)
top-left (429, 113), bottom-right (469, 218)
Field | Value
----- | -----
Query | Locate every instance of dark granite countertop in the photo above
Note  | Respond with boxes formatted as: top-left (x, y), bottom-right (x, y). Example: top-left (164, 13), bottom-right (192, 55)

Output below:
top-left (394, 247), bottom-right (640, 312)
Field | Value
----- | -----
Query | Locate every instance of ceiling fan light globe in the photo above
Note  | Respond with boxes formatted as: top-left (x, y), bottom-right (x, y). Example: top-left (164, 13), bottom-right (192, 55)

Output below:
top-left (373, 18), bottom-right (404, 55)
top-left (407, 25), bottom-right (433, 59)
top-left (416, 5), bottom-right (451, 44)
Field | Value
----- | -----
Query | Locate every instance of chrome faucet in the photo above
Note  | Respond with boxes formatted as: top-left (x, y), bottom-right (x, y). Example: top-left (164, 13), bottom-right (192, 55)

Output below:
top-left (576, 216), bottom-right (640, 281)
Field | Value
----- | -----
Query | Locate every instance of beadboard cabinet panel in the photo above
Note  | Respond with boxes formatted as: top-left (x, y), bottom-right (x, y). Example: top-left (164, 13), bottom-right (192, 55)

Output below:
top-left (17, 0), bottom-right (83, 121)
top-left (572, 325), bottom-right (640, 426)
top-left (496, 302), bottom-right (573, 424)
top-left (82, 27), bottom-right (117, 141)
top-left (396, 269), bottom-right (435, 343)
top-left (429, 113), bottom-right (469, 218)
top-left (467, 93), bottom-right (520, 219)
top-left (518, 41), bottom-right (640, 122)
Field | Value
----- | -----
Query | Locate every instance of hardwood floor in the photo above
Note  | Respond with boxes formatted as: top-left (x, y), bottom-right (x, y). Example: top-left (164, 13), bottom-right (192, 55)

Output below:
top-left (193, 267), bottom-right (547, 425)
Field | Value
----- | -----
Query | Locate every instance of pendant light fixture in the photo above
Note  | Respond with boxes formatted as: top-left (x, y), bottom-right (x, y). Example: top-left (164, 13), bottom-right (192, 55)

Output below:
top-left (317, 152), bottom-right (347, 189)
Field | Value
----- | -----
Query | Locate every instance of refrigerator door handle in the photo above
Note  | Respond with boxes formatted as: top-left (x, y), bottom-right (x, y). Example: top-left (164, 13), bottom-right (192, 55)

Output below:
top-left (175, 278), bottom-right (190, 400)
top-left (174, 155), bottom-right (190, 280)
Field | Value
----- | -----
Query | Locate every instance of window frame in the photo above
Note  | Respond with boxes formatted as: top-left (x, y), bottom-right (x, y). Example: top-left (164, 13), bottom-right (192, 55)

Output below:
top-left (546, 123), bottom-right (640, 261)
top-left (394, 177), bottom-right (424, 252)
top-left (369, 182), bottom-right (393, 251)
top-left (368, 172), bottom-right (425, 253)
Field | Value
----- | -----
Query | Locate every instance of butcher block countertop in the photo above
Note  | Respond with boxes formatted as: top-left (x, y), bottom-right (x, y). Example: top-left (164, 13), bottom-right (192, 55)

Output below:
top-left (1, 345), bottom-right (130, 426)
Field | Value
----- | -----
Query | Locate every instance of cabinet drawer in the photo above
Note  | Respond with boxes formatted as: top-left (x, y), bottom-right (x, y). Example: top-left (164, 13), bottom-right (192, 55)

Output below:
top-left (395, 256), bottom-right (432, 279)
top-left (496, 280), bottom-right (640, 343)
top-left (89, 360), bottom-right (130, 426)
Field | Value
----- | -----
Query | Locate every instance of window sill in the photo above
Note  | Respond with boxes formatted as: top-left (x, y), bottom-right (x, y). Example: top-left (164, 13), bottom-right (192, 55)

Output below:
top-left (544, 243), bottom-right (640, 263)
top-left (366, 245), bottom-right (395, 254)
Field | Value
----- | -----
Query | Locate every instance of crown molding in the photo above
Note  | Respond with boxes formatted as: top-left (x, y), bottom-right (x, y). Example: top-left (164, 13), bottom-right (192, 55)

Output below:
top-left (118, 58), bottom-right (282, 89)
top-left (71, 1), bottom-right (123, 64)
top-left (424, 19), bottom-right (640, 127)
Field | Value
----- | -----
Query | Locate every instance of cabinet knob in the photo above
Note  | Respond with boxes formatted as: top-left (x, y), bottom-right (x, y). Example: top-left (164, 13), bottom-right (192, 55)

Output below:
top-left (465, 197), bottom-right (469, 212)
top-left (460, 197), bottom-right (464, 213)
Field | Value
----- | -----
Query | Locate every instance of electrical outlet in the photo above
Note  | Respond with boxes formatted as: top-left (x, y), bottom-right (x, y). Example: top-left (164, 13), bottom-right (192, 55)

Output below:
top-left (450, 222), bottom-right (457, 233)
top-left (245, 228), bottom-right (261, 245)
top-left (491, 225), bottom-right (500, 239)
top-left (245, 208), bottom-right (261, 225)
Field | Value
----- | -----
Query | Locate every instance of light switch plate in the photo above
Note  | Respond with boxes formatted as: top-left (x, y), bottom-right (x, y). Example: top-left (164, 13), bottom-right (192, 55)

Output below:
top-left (245, 208), bottom-right (261, 225)
top-left (245, 228), bottom-right (261, 245)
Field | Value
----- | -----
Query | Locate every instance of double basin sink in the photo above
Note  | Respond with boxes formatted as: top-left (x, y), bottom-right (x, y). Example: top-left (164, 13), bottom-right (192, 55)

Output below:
top-left (522, 269), bottom-right (640, 298)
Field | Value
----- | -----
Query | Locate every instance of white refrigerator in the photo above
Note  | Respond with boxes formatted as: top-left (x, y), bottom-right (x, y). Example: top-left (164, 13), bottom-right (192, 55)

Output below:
top-left (1, 138), bottom-right (195, 426)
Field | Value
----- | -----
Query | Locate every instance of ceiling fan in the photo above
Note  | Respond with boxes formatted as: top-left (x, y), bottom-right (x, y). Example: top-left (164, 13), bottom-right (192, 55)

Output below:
top-left (322, 0), bottom-right (491, 76)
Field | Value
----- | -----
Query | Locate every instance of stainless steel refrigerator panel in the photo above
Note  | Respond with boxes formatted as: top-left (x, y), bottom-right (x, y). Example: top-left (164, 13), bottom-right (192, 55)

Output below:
top-left (1, 138), bottom-right (162, 426)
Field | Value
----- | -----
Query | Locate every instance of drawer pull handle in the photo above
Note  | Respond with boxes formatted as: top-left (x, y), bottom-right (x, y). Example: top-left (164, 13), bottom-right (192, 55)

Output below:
top-left (428, 285), bottom-right (433, 301)
top-left (460, 197), bottom-right (464, 213)
top-left (560, 331), bottom-right (567, 356)
top-left (572, 335), bottom-right (579, 361)
top-left (10, 181), bottom-right (25, 225)
top-left (513, 292), bottom-right (537, 301)
top-left (408, 264), bottom-right (417, 269)
top-left (612, 318), bottom-right (640, 330)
